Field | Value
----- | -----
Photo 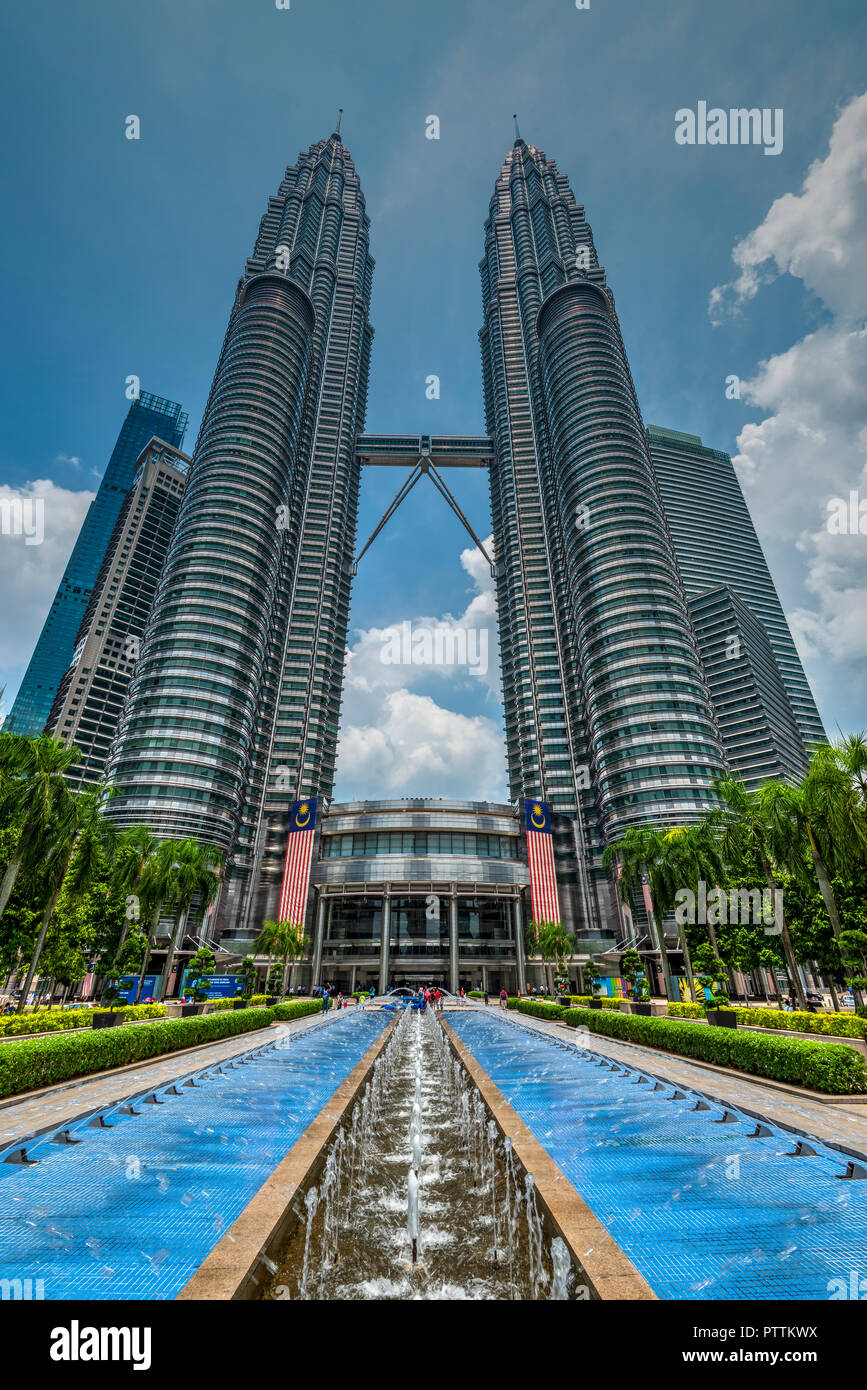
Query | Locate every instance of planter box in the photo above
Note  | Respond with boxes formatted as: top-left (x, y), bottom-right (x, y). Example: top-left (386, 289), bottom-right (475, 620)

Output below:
top-left (588, 999), bottom-right (604, 1010)
top-left (166, 1002), bottom-right (199, 1019)
top-left (92, 1011), bottom-right (121, 1029)
top-left (266, 996), bottom-right (279, 1007)
top-left (706, 1008), bottom-right (738, 1029)
top-left (631, 1003), bottom-right (653, 1016)
top-left (556, 995), bottom-right (571, 1007)
top-left (232, 1000), bottom-right (248, 1011)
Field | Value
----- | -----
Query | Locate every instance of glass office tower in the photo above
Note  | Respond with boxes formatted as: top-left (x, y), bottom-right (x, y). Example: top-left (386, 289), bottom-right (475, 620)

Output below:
top-left (479, 137), bottom-right (725, 935)
top-left (646, 425), bottom-right (826, 752)
top-left (46, 438), bottom-right (190, 788)
top-left (6, 392), bottom-right (187, 735)
top-left (107, 129), bottom-right (374, 935)
top-left (689, 586), bottom-right (810, 787)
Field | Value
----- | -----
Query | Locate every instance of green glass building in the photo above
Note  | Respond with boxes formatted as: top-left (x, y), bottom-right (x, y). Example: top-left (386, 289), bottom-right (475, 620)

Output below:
top-left (646, 424), bottom-right (825, 753)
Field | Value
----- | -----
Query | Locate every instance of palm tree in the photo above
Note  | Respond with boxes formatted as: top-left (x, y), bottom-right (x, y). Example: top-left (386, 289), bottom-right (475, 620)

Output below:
top-left (158, 840), bottom-right (223, 1001)
top-left (110, 826), bottom-right (161, 955)
top-left (603, 827), bottom-right (693, 1001)
top-left (16, 784), bottom-right (116, 1012)
top-left (834, 730), bottom-right (867, 803)
top-left (713, 776), bottom-right (807, 1010)
top-left (760, 752), bottom-right (866, 1007)
top-left (0, 734), bottom-right (79, 922)
top-left (277, 921), bottom-right (311, 994)
top-left (254, 918), bottom-right (281, 989)
top-left (536, 920), bottom-right (577, 993)
top-left (132, 838), bottom-right (183, 1004)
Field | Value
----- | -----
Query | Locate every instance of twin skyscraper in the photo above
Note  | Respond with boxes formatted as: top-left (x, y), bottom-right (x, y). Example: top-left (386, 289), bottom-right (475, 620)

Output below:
top-left (11, 127), bottom-right (821, 942)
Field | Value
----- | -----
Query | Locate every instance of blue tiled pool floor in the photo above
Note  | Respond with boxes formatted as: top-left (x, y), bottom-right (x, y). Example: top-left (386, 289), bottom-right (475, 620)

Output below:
top-left (0, 1010), bottom-right (387, 1300)
top-left (448, 1011), bottom-right (867, 1300)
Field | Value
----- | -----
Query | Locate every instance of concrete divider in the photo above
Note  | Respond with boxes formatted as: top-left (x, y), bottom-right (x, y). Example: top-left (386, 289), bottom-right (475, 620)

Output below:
top-left (178, 1014), bottom-right (397, 1301)
top-left (441, 1016), bottom-right (657, 1301)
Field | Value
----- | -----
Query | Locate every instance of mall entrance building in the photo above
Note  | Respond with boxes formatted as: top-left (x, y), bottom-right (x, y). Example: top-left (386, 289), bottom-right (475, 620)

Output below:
top-left (308, 799), bottom-right (531, 995)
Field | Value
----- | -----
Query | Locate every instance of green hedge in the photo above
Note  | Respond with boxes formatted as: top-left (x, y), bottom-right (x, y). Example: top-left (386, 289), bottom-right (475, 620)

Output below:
top-left (514, 999), bottom-right (564, 1021)
top-left (568, 995), bottom-right (623, 1011)
top-left (730, 1006), bottom-right (867, 1039)
top-left (0, 1007), bottom-right (274, 1099)
top-left (0, 1003), bottom-right (166, 1038)
top-left (272, 1000), bottom-right (321, 1023)
top-left (667, 1002), bottom-right (706, 1019)
top-left (516, 1002), bottom-right (867, 1095)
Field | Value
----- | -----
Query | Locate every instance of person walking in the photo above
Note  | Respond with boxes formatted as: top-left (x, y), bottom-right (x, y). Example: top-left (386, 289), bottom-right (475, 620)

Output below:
top-left (321, 986), bottom-right (330, 1016)
top-left (483, 988), bottom-right (490, 1006)
top-left (499, 987), bottom-right (508, 1011)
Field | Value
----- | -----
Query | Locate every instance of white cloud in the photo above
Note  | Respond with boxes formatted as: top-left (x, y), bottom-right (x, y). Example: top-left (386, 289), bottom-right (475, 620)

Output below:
top-left (334, 535), bottom-right (507, 800)
top-left (709, 92), bottom-right (867, 730)
top-left (336, 690), bottom-right (507, 802)
top-left (0, 479), bottom-right (95, 707)
top-left (709, 91), bottom-right (867, 324)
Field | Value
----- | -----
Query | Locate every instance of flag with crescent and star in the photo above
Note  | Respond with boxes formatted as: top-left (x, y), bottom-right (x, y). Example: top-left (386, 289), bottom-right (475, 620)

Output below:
top-left (277, 797), bottom-right (318, 925)
top-left (523, 797), bottom-right (561, 924)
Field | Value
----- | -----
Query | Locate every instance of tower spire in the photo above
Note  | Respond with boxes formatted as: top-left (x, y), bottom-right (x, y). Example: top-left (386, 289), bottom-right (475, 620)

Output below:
top-left (334, 107), bottom-right (343, 139)
top-left (513, 113), bottom-right (522, 143)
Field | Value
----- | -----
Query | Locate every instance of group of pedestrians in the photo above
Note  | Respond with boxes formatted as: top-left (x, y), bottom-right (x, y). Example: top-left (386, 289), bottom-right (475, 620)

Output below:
top-left (416, 986), bottom-right (443, 1012)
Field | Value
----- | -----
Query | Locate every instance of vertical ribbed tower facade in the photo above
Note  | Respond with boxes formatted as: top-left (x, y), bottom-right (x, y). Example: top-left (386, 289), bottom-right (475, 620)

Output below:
top-left (480, 137), bottom-right (725, 935)
top-left (107, 130), bottom-right (374, 931)
top-left (7, 392), bottom-right (187, 736)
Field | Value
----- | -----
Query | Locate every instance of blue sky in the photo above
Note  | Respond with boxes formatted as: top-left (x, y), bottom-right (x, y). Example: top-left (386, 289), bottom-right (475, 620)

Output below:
top-left (1, 0), bottom-right (866, 798)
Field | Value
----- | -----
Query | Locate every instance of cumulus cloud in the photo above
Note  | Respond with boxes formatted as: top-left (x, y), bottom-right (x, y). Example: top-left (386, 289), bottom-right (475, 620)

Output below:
top-left (336, 690), bottom-right (508, 802)
top-left (334, 536), bottom-right (507, 800)
top-left (0, 479), bottom-right (95, 710)
top-left (709, 91), bottom-right (867, 324)
top-left (709, 92), bottom-right (867, 728)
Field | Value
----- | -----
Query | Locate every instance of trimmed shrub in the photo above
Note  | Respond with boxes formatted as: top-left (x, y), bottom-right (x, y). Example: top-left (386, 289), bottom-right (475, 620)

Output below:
top-left (666, 1002), bottom-right (706, 1019)
top-left (730, 1007), bottom-right (867, 1040)
top-left (568, 994), bottom-right (622, 1010)
top-left (272, 1000), bottom-right (322, 1023)
top-left (0, 1007), bottom-right (274, 1099)
top-left (527, 1002), bottom-right (867, 1096)
top-left (0, 1002), bottom-right (166, 1039)
top-left (515, 999), bottom-right (564, 1022)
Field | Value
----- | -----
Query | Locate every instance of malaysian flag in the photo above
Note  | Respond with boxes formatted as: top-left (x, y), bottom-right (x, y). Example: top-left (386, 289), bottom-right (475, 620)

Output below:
top-left (277, 797), bottom-right (318, 925)
top-left (524, 798), bottom-right (561, 924)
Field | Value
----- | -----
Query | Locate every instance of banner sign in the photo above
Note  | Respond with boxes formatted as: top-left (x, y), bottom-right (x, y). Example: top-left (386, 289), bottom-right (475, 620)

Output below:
top-left (278, 797), bottom-right (318, 925)
top-left (179, 972), bottom-right (242, 1000)
top-left (523, 798), bottom-right (561, 925)
top-left (115, 974), bottom-right (160, 1004)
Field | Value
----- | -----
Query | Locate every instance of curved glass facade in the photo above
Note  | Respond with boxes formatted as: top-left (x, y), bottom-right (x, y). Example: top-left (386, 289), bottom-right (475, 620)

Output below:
top-left (107, 275), bottom-right (316, 849)
top-left (107, 133), bottom-right (375, 923)
top-left (480, 139), bottom-right (725, 935)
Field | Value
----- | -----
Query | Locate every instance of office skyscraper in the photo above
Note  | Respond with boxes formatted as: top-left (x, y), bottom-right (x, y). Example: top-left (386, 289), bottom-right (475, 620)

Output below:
top-left (647, 425), bottom-right (825, 752)
top-left (46, 438), bottom-right (190, 788)
top-left (107, 128), bottom-right (374, 934)
top-left (6, 392), bottom-right (187, 735)
top-left (480, 135), bottom-right (725, 934)
top-left (689, 586), bottom-right (810, 787)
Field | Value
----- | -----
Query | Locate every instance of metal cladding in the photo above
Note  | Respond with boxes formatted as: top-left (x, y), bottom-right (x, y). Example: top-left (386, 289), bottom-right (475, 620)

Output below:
top-left (480, 138), bottom-right (725, 931)
top-left (107, 133), bottom-right (374, 886)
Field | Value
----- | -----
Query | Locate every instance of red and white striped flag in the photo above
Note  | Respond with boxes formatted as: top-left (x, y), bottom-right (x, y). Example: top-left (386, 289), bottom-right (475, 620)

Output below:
top-left (524, 798), bottom-right (561, 924)
top-left (278, 798), bottom-right (318, 925)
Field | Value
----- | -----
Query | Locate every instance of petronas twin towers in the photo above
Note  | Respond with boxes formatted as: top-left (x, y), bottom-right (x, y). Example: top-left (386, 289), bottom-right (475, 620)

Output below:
top-left (106, 125), bottom-right (727, 940)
